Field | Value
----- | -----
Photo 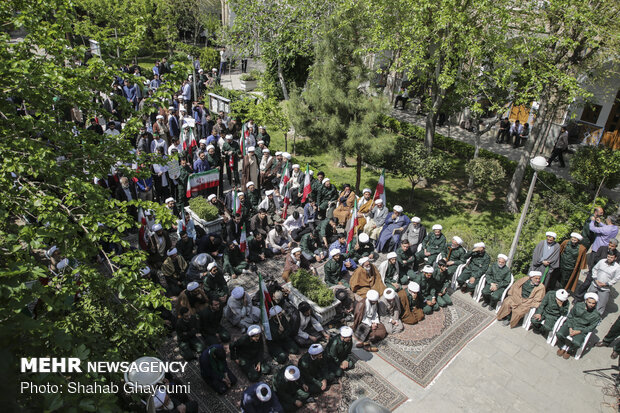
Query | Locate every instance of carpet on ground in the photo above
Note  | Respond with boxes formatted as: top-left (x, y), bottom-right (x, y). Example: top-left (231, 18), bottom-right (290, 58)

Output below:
top-left (375, 292), bottom-right (496, 387)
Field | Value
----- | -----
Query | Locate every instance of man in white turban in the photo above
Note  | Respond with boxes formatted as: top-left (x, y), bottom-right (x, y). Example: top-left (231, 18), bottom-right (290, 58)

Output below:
top-left (555, 292), bottom-right (601, 359)
top-left (497, 271), bottom-right (546, 328)
top-left (378, 288), bottom-right (404, 334)
top-left (224, 286), bottom-right (261, 331)
top-left (530, 289), bottom-right (569, 336)
top-left (529, 231), bottom-right (560, 286)
top-left (352, 289), bottom-right (387, 352)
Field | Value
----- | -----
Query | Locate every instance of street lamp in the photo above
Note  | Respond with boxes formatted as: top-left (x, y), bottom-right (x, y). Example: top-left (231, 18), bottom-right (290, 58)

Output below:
top-left (507, 156), bottom-right (548, 268)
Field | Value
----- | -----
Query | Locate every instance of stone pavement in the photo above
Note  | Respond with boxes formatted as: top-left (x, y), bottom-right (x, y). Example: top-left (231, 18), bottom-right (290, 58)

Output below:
top-left (390, 109), bottom-right (620, 203)
top-left (355, 288), bottom-right (620, 413)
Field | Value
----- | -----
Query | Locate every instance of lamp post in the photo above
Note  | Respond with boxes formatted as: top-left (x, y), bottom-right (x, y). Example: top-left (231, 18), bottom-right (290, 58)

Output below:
top-left (507, 156), bottom-right (548, 268)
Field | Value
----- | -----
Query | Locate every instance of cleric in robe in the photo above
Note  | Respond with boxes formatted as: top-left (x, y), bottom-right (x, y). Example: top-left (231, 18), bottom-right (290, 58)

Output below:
top-left (530, 231), bottom-right (560, 281)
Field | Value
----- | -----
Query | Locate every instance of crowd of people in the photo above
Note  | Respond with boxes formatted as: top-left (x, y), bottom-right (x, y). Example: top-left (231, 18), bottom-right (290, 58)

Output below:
top-left (43, 57), bottom-right (620, 412)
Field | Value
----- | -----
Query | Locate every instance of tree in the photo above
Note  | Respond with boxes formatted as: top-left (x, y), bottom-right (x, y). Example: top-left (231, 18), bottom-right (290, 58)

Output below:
top-left (387, 137), bottom-right (451, 202)
top-left (0, 0), bottom-right (183, 410)
top-left (503, 0), bottom-right (619, 213)
top-left (224, 0), bottom-right (331, 100)
top-left (355, 0), bottom-right (513, 151)
top-left (286, 12), bottom-right (389, 191)
top-left (570, 146), bottom-right (620, 202)
top-left (465, 158), bottom-right (506, 210)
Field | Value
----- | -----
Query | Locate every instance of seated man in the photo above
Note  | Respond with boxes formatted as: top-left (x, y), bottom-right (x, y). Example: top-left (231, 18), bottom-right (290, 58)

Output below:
top-left (363, 198), bottom-right (388, 241)
top-left (324, 249), bottom-right (351, 287)
top-left (176, 230), bottom-right (195, 263)
top-left (300, 231), bottom-right (325, 263)
top-left (531, 289), bottom-right (569, 336)
top-left (282, 247), bottom-right (312, 283)
top-left (272, 365), bottom-right (310, 413)
top-left (326, 326), bottom-right (356, 377)
top-left (353, 289), bottom-right (387, 352)
top-left (456, 242), bottom-right (490, 293)
top-left (433, 260), bottom-right (453, 308)
top-left (395, 239), bottom-right (416, 276)
top-left (318, 218), bottom-right (339, 250)
top-left (241, 382), bottom-right (284, 413)
top-left (231, 324), bottom-right (271, 382)
top-left (203, 262), bottom-right (228, 304)
top-left (250, 209), bottom-right (270, 238)
top-left (224, 286), bottom-right (261, 331)
top-left (415, 265), bottom-right (440, 315)
top-left (247, 232), bottom-right (271, 263)
top-left (347, 232), bottom-right (377, 263)
top-left (414, 224), bottom-right (447, 265)
top-left (222, 241), bottom-right (249, 279)
top-left (556, 293), bottom-right (601, 359)
top-left (480, 254), bottom-right (511, 309)
top-left (378, 252), bottom-right (401, 291)
top-left (176, 307), bottom-right (204, 360)
top-left (445, 236), bottom-right (467, 276)
top-left (199, 295), bottom-right (230, 345)
top-left (398, 281), bottom-right (425, 325)
top-left (298, 344), bottom-right (331, 394)
top-left (161, 247), bottom-right (187, 297)
top-left (497, 271), bottom-right (546, 328)
top-left (295, 301), bottom-right (329, 347)
top-left (379, 288), bottom-right (404, 334)
top-left (186, 253), bottom-right (215, 283)
top-left (329, 231), bottom-right (357, 271)
top-left (267, 224), bottom-right (292, 256)
top-left (268, 305), bottom-right (299, 364)
top-left (350, 257), bottom-right (386, 299)
top-left (199, 344), bottom-right (237, 395)
top-left (177, 281), bottom-right (209, 316)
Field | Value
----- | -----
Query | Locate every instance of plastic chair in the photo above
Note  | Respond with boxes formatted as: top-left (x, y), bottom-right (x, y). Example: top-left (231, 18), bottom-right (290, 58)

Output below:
top-left (473, 275), bottom-right (486, 302)
top-left (546, 315), bottom-right (568, 345)
top-left (450, 257), bottom-right (473, 290)
top-left (522, 307), bottom-right (537, 330)
top-left (495, 274), bottom-right (514, 313)
top-left (550, 318), bottom-right (599, 360)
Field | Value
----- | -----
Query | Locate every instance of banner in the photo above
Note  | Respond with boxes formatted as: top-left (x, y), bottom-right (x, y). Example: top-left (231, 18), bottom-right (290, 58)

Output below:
top-left (258, 272), bottom-right (273, 341)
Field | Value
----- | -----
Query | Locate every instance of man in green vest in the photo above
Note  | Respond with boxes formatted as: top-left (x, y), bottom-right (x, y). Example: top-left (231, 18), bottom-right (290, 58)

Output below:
top-left (246, 181), bottom-right (262, 210)
top-left (414, 265), bottom-right (440, 315)
top-left (531, 289), bottom-right (569, 336)
top-left (199, 296), bottom-right (231, 345)
top-left (347, 232), bottom-right (376, 262)
top-left (317, 178), bottom-right (338, 219)
top-left (415, 224), bottom-right (447, 266)
top-left (396, 239), bottom-right (416, 275)
top-left (222, 241), bottom-right (249, 278)
top-left (268, 305), bottom-right (299, 364)
top-left (556, 293), bottom-right (601, 359)
top-left (326, 326), bottom-right (356, 378)
top-left (457, 242), bottom-right (491, 293)
top-left (481, 253), bottom-right (512, 309)
top-left (203, 262), bottom-right (228, 304)
top-left (380, 251), bottom-right (401, 291)
top-left (230, 324), bottom-right (271, 381)
top-left (272, 365), bottom-right (310, 412)
top-left (445, 236), bottom-right (467, 276)
top-left (324, 249), bottom-right (348, 287)
top-left (433, 259), bottom-right (453, 307)
top-left (298, 344), bottom-right (332, 394)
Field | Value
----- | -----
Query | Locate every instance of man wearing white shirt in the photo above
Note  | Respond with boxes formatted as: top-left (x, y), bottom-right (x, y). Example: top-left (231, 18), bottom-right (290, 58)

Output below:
top-left (509, 120), bottom-right (523, 146)
top-left (588, 251), bottom-right (620, 316)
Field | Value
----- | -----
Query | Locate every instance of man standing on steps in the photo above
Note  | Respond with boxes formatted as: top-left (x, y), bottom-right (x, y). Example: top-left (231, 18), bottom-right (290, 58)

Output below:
top-left (547, 126), bottom-right (569, 168)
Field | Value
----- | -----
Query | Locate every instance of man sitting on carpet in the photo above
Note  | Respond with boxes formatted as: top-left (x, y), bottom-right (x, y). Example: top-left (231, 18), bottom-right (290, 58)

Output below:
top-left (295, 301), bottom-right (330, 347)
top-left (199, 344), bottom-right (237, 395)
top-left (497, 271), bottom-right (546, 328)
top-left (379, 288), bottom-right (404, 334)
top-left (298, 344), bottom-right (332, 394)
top-left (231, 324), bottom-right (271, 382)
top-left (350, 257), bottom-right (386, 299)
top-left (241, 382), bottom-right (284, 413)
top-left (415, 265), bottom-right (440, 315)
top-left (268, 305), bottom-right (299, 364)
top-left (353, 289), bottom-right (387, 352)
top-left (326, 326), bottom-right (356, 377)
top-left (433, 260), bottom-right (453, 308)
top-left (378, 251), bottom-right (401, 291)
top-left (398, 281), bottom-right (425, 325)
top-left (272, 365), bottom-right (310, 412)
top-left (224, 286), bottom-right (261, 332)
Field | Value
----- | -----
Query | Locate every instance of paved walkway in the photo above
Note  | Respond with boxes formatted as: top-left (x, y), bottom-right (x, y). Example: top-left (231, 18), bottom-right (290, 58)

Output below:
top-left (390, 109), bottom-right (620, 203)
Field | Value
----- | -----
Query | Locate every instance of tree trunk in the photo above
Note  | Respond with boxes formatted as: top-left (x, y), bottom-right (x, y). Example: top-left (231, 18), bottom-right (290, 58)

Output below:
top-left (277, 57), bottom-right (289, 100)
top-left (592, 177), bottom-right (605, 207)
top-left (409, 179), bottom-right (416, 204)
top-left (468, 118), bottom-right (482, 188)
top-left (505, 98), bottom-right (548, 213)
top-left (425, 110), bottom-right (439, 151)
top-left (338, 150), bottom-right (347, 168)
top-left (385, 49), bottom-right (401, 102)
top-left (355, 152), bottom-right (362, 193)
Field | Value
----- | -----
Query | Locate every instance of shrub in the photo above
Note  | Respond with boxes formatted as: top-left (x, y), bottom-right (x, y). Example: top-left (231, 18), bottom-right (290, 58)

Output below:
top-left (289, 269), bottom-right (335, 307)
top-left (240, 70), bottom-right (261, 82)
top-left (188, 197), bottom-right (219, 222)
top-left (465, 158), bottom-right (506, 189)
top-left (200, 48), bottom-right (220, 74)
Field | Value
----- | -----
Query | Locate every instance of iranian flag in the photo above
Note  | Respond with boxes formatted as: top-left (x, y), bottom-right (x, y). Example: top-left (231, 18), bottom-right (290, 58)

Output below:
top-left (186, 169), bottom-right (219, 198)
top-left (258, 272), bottom-right (273, 340)
top-left (278, 161), bottom-right (290, 194)
top-left (232, 190), bottom-right (242, 215)
top-left (281, 184), bottom-right (291, 219)
top-left (373, 168), bottom-right (386, 206)
top-left (346, 198), bottom-right (358, 251)
top-left (239, 224), bottom-right (248, 258)
top-left (137, 207), bottom-right (149, 251)
top-left (240, 123), bottom-right (248, 156)
top-left (301, 164), bottom-right (312, 203)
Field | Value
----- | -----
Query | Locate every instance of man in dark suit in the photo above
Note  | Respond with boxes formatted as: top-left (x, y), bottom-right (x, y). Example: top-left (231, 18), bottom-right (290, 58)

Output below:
top-left (226, 214), bottom-right (244, 244)
top-left (168, 107), bottom-right (180, 140)
top-left (115, 176), bottom-right (138, 220)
